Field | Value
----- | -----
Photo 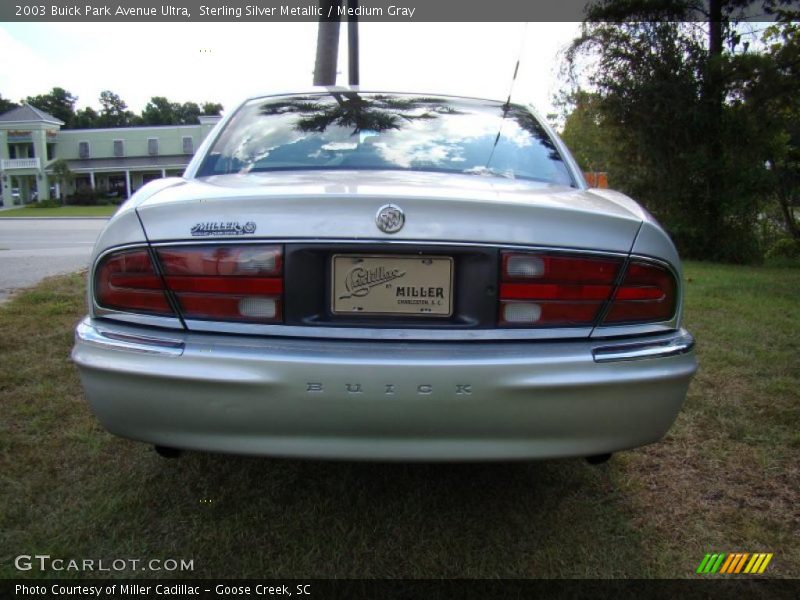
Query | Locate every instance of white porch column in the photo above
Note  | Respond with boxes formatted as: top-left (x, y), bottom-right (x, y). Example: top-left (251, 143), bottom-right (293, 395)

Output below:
top-left (161, 168), bottom-right (166, 178)
top-left (125, 170), bottom-right (131, 199)
top-left (89, 171), bottom-right (95, 189)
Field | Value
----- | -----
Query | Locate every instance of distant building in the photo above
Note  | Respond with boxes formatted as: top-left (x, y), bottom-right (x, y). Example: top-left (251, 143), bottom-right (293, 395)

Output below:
top-left (0, 103), bottom-right (221, 207)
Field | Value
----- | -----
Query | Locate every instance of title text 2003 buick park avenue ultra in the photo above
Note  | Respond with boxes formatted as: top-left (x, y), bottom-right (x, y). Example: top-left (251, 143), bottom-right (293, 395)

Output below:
top-left (72, 90), bottom-right (697, 461)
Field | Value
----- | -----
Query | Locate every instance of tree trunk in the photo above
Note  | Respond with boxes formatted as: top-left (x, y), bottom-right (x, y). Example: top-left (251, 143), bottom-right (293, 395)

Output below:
top-left (775, 168), bottom-right (800, 239)
top-left (703, 0), bottom-right (725, 250)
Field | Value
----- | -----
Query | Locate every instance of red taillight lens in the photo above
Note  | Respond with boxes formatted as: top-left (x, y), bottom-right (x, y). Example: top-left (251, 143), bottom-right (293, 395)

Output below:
top-left (95, 249), bottom-right (174, 316)
top-left (603, 260), bottom-right (676, 324)
top-left (156, 245), bottom-right (283, 323)
top-left (499, 252), bottom-right (677, 327)
top-left (499, 252), bottom-right (622, 327)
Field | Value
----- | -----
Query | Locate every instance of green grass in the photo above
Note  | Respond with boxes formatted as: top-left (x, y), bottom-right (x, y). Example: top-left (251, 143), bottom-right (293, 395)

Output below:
top-left (0, 205), bottom-right (117, 218)
top-left (0, 263), bottom-right (797, 579)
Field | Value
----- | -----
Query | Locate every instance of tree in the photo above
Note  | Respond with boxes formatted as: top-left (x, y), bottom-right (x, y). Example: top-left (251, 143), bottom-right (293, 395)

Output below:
top-left (177, 101), bottom-right (201, 125)
top-left (559, 91), bottom-right (610, 173)
top-left (49, 159), bottom-right (74, 204)
top-left (24, 87), bottom-right (78, 126)
top-left (141, 96), bottom-right (179, 125)
top-left (141, 97), bottom-right (210, 125)
top-left (740, 21), bottom-right (800, 240)
top-left (563, 2), bottom-right (779, 262)
top-left (98, 90), bottom-right (135, 127)
top-left (72, 106), bottom-right (99, 129)
top-left (201, 102), bottom-right (223, 116)
top-left (0, 93), bottom-right (17, 114)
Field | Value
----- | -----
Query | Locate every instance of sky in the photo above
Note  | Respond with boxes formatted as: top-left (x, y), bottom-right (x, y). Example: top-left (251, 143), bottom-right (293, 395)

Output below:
top-left (0, 22), bottom-right (581, 118)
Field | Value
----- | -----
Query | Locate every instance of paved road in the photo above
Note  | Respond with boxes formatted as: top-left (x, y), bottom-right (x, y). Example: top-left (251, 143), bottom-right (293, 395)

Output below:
top-left (0, 219), bottom-right (107, 303)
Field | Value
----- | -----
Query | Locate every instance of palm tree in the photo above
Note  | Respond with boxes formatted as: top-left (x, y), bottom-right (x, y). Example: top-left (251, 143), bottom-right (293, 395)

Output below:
top-left (257, 93), bottom-right (460, 136)
top-left (49, 159), bottom-right (74, 205)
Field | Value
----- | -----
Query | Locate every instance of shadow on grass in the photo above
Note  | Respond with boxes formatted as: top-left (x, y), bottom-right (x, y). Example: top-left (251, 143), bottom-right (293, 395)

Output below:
top-left (4, 434), bottom-right (652, 578)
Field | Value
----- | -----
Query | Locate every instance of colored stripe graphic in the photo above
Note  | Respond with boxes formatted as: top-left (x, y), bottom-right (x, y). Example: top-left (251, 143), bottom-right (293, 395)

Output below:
top-left (758, 554), bottom-right (773, 574)
top-left (702, 553), bottom-right (774, 575)
top-left (720, 553), bottom-right (739, 574)
top-left (696, 554), bottom-right (712, 574)
top-left (719, 554), bottom-right (735, 573)
top-left (734, 553), bottom-right (750, 573)
top-left (697, 553), bottom-right (726, 574)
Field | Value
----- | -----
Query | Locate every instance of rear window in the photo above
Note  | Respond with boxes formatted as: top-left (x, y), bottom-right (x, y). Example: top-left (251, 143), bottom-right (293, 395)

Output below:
top-left (197, 93), bottom-right (575, 186)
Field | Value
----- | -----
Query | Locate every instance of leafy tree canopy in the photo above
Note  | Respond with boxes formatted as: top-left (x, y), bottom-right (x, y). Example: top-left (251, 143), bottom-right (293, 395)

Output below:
top-left (0, 93), bottom-right (18, 114)
top-left (24, 87), bottom-right (77, 126)
top-left (561, 0), bottom-right (799, 262)
top-left (14, 88), bottom-right (224, 128)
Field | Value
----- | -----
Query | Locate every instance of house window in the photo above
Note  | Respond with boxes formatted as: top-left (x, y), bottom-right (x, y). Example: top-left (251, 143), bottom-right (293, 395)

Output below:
top-left (147, 138), bottom-right (159, 156)
top-left (78, 141), bottom-right (90, 159)
top-left (182, 136), bottom-right (194, 154)
top-left (113, 140), bottom-right (124, 157)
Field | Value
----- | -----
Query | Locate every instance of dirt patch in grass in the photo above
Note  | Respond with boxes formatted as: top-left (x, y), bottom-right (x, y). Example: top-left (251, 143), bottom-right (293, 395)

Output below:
top-left (0, 264), bottom-right (797, 579)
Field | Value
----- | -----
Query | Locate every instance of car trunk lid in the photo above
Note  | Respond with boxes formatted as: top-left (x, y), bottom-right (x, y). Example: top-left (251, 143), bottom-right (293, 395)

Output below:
top-left (135, 170), bottom-right (643, 253)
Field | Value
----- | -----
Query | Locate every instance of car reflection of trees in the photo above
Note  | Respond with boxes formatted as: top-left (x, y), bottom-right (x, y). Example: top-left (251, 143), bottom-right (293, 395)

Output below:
top-left (495, 103), bottom-right (565, 163)
top-left (250, 93), bottom-right (567, 176)
top-left (257, 93), bottom-right (462, 135)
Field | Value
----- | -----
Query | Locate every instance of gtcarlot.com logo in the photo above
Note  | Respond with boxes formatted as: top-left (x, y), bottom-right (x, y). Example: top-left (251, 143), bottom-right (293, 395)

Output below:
top-left (697, 552), bottom-right (773, 575)
top-left (14, 554), bottom-right (194, 572)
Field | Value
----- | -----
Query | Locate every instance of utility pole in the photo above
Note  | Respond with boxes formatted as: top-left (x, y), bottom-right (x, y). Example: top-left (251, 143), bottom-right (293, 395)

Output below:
top-left (347, 0), bottom-right (359, 85)
top-left (313, 0), bottom-right (342, 86)
top-left (313, 0), bottom-right (359, 86)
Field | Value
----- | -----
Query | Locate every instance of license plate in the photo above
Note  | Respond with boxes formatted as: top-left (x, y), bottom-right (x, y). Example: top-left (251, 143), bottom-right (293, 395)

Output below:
top-left (331, 255), bottom-right (454, 316)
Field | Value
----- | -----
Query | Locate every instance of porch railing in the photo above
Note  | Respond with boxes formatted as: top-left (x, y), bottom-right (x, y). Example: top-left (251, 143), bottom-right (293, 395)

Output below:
top-left (1, 158), bottom-right (41, 170)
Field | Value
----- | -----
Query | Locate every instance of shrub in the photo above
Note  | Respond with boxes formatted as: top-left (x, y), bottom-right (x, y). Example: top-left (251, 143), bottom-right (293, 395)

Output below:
top-left (33, 199), bottom-right (62, 208)
top-left (67, 189), bottom-right (110, 206)
top-left (766, 238), bottom-right (800, 259)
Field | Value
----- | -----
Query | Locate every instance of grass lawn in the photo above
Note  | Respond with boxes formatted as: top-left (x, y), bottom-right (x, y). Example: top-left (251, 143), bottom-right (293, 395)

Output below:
top-left (0, 205), bottom-right (117, 218)
top-left (0, 262), bottom-right (797, 579)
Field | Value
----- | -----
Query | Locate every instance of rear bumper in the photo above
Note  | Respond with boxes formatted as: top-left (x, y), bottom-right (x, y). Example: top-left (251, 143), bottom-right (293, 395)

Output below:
top-left (72, 317), bottom-right (697, 461)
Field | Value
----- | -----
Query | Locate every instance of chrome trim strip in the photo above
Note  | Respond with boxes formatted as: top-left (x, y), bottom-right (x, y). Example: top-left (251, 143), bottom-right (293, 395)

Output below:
top-left (592, 332), bottom-right (694, 363)
top-left (182, 319), bottom-right (593, 341)
top-left (76, 320), bottom-right (184, 357)
top-left (92, 307), bottom-right (184, 330)
top-left (147, 238), bottom-right (630, 258)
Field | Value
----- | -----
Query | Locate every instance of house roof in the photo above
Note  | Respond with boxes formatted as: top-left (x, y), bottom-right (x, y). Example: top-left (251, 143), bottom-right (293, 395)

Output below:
top-left (0, 103), bottom-right (64, 125)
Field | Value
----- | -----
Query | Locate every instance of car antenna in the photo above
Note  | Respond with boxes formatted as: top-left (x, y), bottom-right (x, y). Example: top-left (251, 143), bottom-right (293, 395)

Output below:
top-left (486, 23), bottom-right (528, 170)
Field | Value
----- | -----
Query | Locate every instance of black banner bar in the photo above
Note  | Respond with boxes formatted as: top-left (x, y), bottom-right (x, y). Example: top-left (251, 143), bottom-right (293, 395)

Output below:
top-left (0, 0), bottom-right (782, 22)
top-left (4, 579), bottom-right (800, 600)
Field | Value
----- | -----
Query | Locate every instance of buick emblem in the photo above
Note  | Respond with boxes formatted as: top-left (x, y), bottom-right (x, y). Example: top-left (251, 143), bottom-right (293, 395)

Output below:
top-left (375, 204), bottom-right (405, 234)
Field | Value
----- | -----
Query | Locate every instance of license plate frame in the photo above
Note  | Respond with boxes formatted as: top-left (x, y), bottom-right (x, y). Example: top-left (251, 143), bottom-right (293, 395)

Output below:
top-left (331, 254), bottom-right (454, 317)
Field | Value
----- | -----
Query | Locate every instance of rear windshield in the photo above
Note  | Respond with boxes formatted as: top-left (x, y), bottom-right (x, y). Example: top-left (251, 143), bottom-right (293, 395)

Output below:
top-left (197, 93), bottom-right (575, 186)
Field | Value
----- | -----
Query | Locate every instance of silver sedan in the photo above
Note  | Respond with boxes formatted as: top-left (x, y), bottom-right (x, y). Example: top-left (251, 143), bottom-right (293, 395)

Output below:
top-left (72, 90), bottom-right (697, 461)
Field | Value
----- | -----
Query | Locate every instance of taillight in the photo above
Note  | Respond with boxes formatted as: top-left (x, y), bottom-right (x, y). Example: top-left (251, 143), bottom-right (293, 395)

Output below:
top-left (156, 245), bottom-right (283, 323)
top-left (499, 253), bottom-right (622, 326)
top-left (498, 252), bottom-right (677, 327)
top-left (603, 260), bottom-right (676, 324)
top-left (95, 249), bottom-right (174, 316)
